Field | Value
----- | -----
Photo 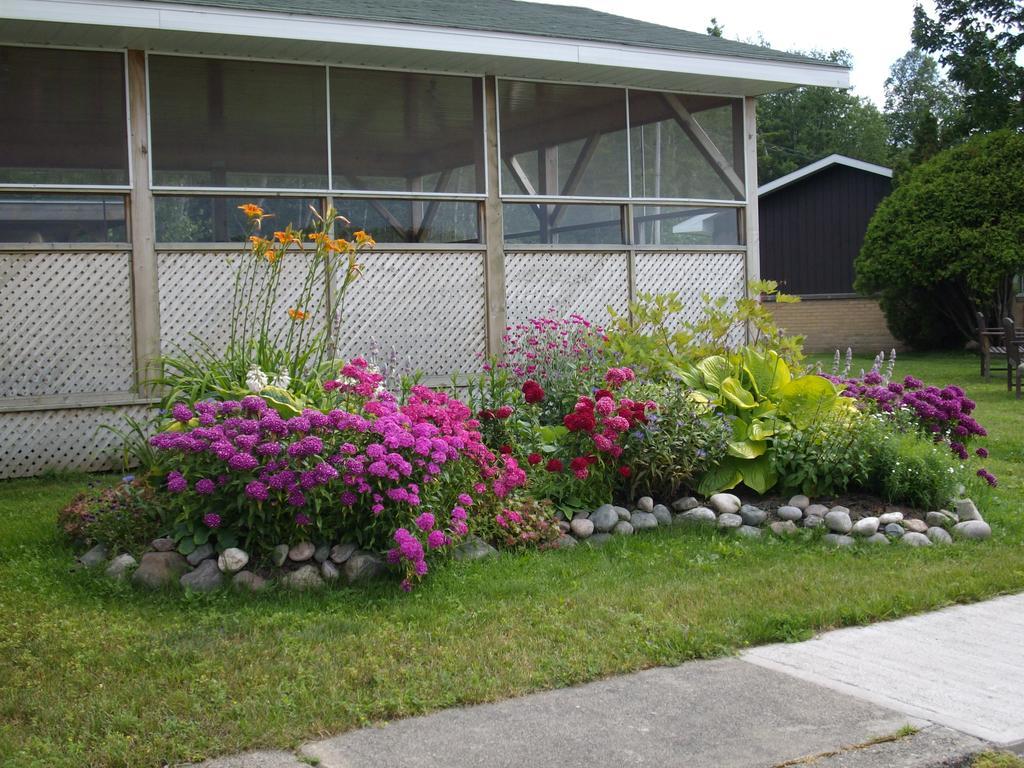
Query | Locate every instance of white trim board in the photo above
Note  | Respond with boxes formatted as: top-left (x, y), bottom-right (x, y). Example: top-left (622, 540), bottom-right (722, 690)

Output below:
top-left (758, 154), bottom-right (893, 196)
top-left (1, 0), bottom-right (850, 93)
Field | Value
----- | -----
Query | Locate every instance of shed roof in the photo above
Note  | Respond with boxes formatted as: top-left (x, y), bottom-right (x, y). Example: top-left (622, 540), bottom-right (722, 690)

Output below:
top-left (758, 154), bottom-right (893, 196)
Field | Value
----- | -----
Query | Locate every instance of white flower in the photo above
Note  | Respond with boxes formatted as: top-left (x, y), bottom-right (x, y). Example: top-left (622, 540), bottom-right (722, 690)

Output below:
top-left (246, 365), bottom-right (268, 393)
top-left (271, 370), bottom-right (291, 389)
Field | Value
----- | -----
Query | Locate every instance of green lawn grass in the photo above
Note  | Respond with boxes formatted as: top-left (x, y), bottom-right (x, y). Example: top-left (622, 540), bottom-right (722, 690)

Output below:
top-left (1, 352), bottom-right (1022, 767)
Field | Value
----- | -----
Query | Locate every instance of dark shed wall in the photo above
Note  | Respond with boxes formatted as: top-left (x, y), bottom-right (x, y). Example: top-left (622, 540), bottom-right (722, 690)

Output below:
top-left (759, 164), bottom-right (892, 296)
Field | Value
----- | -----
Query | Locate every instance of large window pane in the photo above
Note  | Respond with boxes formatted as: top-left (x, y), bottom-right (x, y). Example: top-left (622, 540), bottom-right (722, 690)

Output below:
top-left (331, 69), bottom-right (484, 194)
top-left (503, 203), bottom-right (623, 245)
top-left (339, 199), bottom-right (480, 244)
top-left (633, 205), bottom-right (742, 246)
top-left (0, 47), bottom-right (128, 185)
top-left (500, 81), bottom-right (628, 198)
top-left (154, 197), bottom-right (321, 243)
top-left (0, 194), bottom-right (127, 243)
top-left (149, 56), bottom-right (328, 189)
top-left (629, 91), bottom-right (744, 201)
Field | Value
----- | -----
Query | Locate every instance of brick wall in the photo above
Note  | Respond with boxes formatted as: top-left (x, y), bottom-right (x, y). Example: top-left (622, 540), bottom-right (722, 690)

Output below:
top-left (767, 297), bottom-right (905, 355)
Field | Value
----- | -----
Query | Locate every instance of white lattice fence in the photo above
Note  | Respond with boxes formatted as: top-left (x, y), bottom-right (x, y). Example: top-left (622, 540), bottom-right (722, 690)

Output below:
top-left (0, 250), bottom-right (135, 397)
top-left (634, 251), bottom-right (747, 345)
top-left (0, 405), bottom-right (153, 479)
top-left (505, 251), bottom-right (630, 327)
top-left (158, 249), bottom-right (327, 360)
top-left (336, 250), bottom-right (487, 376)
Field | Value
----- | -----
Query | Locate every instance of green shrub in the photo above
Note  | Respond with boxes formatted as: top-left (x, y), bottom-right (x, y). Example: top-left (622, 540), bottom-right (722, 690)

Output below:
top-left (57, 479), bottom-right (162, 557)
top-left (771, 410), bottom-right (881, 497)
top-left (869, 431), bottom-right (960, 509)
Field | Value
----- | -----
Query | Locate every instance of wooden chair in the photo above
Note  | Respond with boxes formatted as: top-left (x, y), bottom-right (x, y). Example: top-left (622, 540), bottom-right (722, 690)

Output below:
top-left (978, 311), bottom-right (1008, 379)
top-left (1004, 316), bottom-right (1023, 399)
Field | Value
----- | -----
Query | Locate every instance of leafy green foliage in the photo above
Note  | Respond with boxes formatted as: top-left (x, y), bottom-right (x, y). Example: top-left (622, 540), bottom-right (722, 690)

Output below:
top-left (855, 129), bottom-right (1024, 346)
top-left (869, 431), bottom-right (961, 509)
top-left (771, 411), bottom-right (882, 497)
top-left (56, 479), bottom-right (162, 557)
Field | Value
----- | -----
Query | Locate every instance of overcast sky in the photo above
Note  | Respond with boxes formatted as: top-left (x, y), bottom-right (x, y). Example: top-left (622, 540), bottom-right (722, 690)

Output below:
top-left (536, 0), bottom-right (938, 107)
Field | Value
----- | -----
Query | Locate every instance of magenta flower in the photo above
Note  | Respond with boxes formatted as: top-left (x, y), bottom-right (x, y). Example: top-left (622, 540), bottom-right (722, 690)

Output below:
top-left (171, 403), bottom-right (193, 423)
top-left (166, 471), bottom-right (187, 493)
top-left (195, 478), bottom-right (215, 495)
top-left (245, 480), bottom-right (269, 501)
top-left (202, 512), bottom-right (221, 529)
top-left (414, 512), bottom-right (435, 531)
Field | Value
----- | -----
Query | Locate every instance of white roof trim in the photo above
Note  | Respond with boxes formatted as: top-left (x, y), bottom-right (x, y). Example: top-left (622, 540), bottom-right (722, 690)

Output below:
top-left (758, 154), bottom-right (893, 196)
top-left (2, 0), bottom-right (851, 90)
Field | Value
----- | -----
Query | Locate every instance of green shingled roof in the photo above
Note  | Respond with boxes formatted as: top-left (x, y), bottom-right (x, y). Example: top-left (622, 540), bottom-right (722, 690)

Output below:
top-left (137, 0), bottom-right (841, 69)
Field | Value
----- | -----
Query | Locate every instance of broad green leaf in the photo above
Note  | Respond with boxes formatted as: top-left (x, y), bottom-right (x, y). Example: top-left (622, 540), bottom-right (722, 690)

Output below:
top-left (741, 454), bottom-right (778, 494)
top-left (720, 377), bottom-right (757, 409)
top-left (742, 347), bottom-right (791, 399)
top-left (177, 537), bottom-right (196, 556)
top-left (696, 355), bottom-right (733, 389)
top-left (778, 375), bottom-right (839, 429)
top-left (727, 438), bottom-right (767, 459)
top-left (698, 458), bottom-right (744, 495)
top-left (193, 527), bottom-right (210, 546)
top-left (260, 386), bottom-right (303, 418)
top-left (747, 418), bottom-right (776, 441)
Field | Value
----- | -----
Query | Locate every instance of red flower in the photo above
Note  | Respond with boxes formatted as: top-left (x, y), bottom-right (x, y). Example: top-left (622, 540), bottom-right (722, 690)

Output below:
top-left (499, 444), bottom-right (513, 455)
top-left (563, 411), bottom-right (596, 433)
top-left (618, 465), bottom-right (632, 478)
top-left (522, 380), bottom-right (545, 404)
top-left (478, 408), bottom-right (494, 421)
top-left (495, 405), bottom-right (513, 419)
top-left (545, 458), bottom-right (564, 472)
top-left (569, 456), bottom-right (590, 472)
top-left (527, 452), bottom-right (542, 465)
top-left (594, 388), bottom-right (614, 401)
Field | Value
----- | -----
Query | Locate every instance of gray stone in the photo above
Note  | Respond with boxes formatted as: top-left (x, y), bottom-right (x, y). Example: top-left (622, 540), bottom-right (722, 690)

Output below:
top-left (636, 496), bottom-right (655, 513)
top-left (150, 537), bottom-right (176, 552)
top-left (878, 511), bottom-right (905, 525)
top-left (864, 533), bottom-right (890, 545)
top-left (321, 560), bottom-right (341, 581)
top-left (569, 517), bottom-right (595, 539)
top-left (553, 534), bottom-right (577, 549)
top-left (884, 523), bottom-right (905, 537)
top-left (282, 564), bottom-right (324, 590)
top-left (344, 551), bottom-right (388, 584)
top-left (589, 504), bottom-right (619, 532)
top-left (926, 510), bottom-right (956, 528)
top-left (615, 506), bottom-right (631, 521)
top-left (671, 496), bottom-right (699, 512)
top-left (735, 525), bottom-right (762, 539)
top-left (585, 533), bottom-right (613, 547)
top-left (769, 521), bottom-right (799, 537)
top-left (232, 571), bottom-right (267, 592)
top-left (675, 507), bottom-right (717, 526)
top-left (851, 517), bottom-right (879, 537)
top-left (630, 511), bottom-right (658, 530)
top-left (271, 544), bottom-right (289, 567)
top-left (288, 541), bottom-right (315, 562)
top-left (776, 505), bottom-right (803, 522)
top-left (314, 543), bottom-right (331, 563)
top-left (652, 504), bottom-right (672, 526)
top-left (902, 519), bottom-right (928, 534)
top-left (806, 503), bottom-right (830, 518)
top-left (571, 510), bottom-right (590, 520)
top-left (452, 536), bottom-right (497, 561)
top-left (217, 547), bottom-right (249, 574)
top-left (884, 504), bottom-right (909, 516)
top-left (955, 499), bottom-right (983, 522)
top-left (105, 553), bottom-right (136, 579)
top-left (823, 533), bottom-right (855, 548)
top-left (952, 520), bottom-right (992, 541)
top-left (738, 505), bottom-right (767, 526)
top-left (557, 520), bottom-right (571, 534)
top-left (329, 543), bottom-right (357, 564)
top-left (79, 543), bottom-right (108, 568)
top-left (186, 542), bottom-right (214, 567)
top-left (803, 515), bottom-right (824, 529)
top-left (132, 551), bottom-right (190, 589)
top-left (709, 493), bottom-right (741, 516)
top-left (717, 512), bottom-right (743, 529)
top-left (824, 509), bottom-right (853, 534)
top-left (926, 526), bottom-right (953, 545)
top-left (181, 559), bottom-right (224, 592)
top-left (901, 532), bottom-right (932, 547)
top-left (788, 494), bottom-right (810, 510)
top-left (612, 521), bottom-right (634, 536)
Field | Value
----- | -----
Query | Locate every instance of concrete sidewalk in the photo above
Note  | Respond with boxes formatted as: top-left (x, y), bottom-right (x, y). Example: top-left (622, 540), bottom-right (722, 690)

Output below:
top-left (192, 594), bottom-right (1024, 768)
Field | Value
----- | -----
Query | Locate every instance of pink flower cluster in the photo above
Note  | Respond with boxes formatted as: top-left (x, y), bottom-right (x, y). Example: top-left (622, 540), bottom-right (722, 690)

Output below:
top-left (491, 312), bottom-right (609, 382)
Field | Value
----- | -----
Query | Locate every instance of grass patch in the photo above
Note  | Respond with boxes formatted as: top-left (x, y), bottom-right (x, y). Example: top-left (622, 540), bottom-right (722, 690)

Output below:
top-left (973, 753), bottom-right (1024, 768)
top-left (2, 352), bottom-right (1023, 767)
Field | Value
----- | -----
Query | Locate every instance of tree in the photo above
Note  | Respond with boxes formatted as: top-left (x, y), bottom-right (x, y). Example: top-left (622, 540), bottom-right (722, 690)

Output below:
top-left (757, 50), bottom-right (890, 182)
top-left (883, 48), bottom-right (959, 153)
top-left (855, 130), bottom-right (1024, 347)
top-left (912, 0), bottom-right (1024, 137)
top-left (706, 17), bottom-right (724, 37)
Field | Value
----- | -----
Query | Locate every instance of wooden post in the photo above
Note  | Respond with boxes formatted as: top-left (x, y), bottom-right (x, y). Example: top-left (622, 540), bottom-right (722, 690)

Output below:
top-left (483, 76), bottom-right (507, 357)
top-left (127, 50), bottom-right (161, 396)
top-left (742, 96), bottom-right (761, 294)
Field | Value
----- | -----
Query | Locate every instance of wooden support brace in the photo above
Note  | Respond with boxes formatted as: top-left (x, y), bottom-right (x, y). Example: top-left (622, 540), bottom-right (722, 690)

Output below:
top-left (662, 92), bottom-right (745, 199)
